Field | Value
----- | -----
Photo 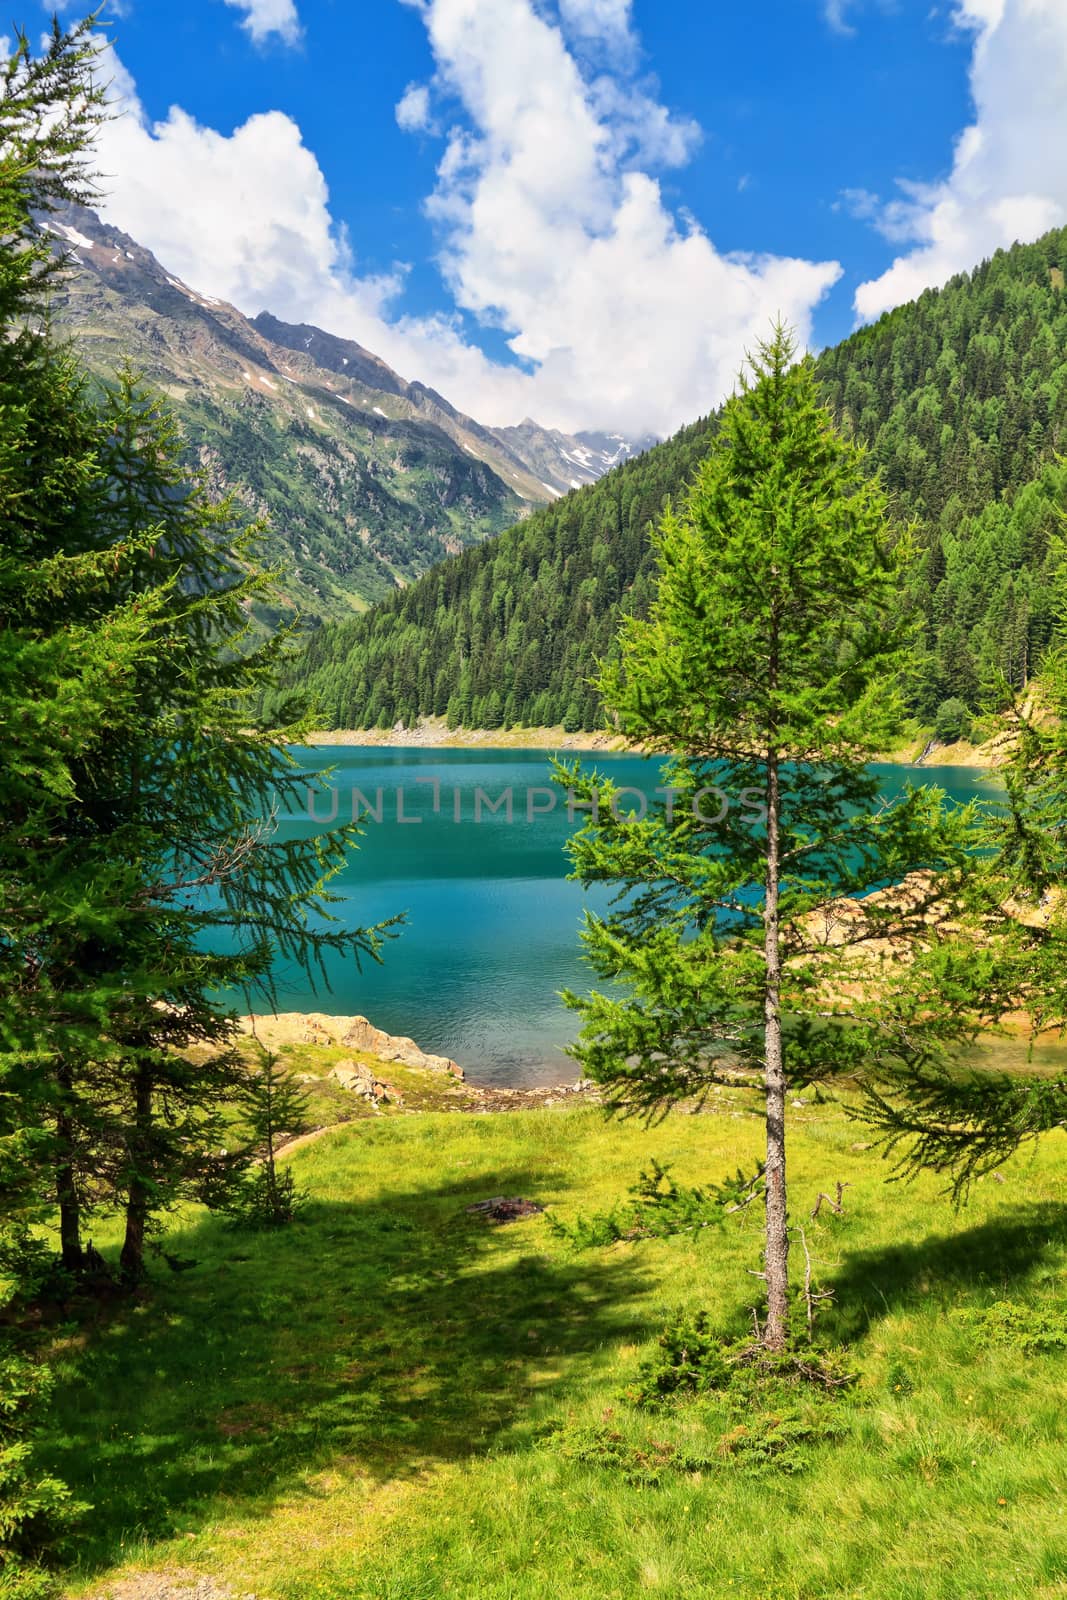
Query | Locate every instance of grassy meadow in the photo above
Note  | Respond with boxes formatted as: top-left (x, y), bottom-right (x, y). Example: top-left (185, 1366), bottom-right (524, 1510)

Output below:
top-left (40, 1081), bottom-right (1067, 1600)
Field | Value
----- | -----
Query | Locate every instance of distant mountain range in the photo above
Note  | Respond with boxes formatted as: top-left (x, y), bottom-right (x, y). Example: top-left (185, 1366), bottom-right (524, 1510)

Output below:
top-left (44, 205), bottom-right (654, 621)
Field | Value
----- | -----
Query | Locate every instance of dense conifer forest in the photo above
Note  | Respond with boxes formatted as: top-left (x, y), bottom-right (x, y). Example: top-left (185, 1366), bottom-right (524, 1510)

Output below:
top-left (273, 227), bottom-right (1067, 732)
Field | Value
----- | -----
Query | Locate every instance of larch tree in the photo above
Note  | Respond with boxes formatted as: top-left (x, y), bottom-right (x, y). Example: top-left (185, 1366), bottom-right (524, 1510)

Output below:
top-left (859, 584), bottom-right (1067, 1188)
top-left (558, 326), bottom-right (980, 1352)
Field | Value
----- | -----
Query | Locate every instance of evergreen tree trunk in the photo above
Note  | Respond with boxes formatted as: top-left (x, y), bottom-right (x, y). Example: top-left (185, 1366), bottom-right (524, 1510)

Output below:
top-left (55, 1065), bottom-right (83, 1273)
top-left (120, 1187), bottom-right (147, 1284)
top-left (264, 1101), bottom-right (278, 1215)
top-left (120, 1061), bottom-right (152, 1284)
top-left (763, 741), bottom-right (790, 1350)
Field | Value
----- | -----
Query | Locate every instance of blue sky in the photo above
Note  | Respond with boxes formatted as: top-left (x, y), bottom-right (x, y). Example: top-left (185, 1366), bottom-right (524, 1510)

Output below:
top-left (74, 0), bottom-right (1066, 435)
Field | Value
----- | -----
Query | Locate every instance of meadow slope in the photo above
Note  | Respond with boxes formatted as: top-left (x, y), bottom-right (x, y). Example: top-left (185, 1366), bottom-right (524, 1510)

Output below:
top-left (48, 1091), bottom-right (1066, 1600)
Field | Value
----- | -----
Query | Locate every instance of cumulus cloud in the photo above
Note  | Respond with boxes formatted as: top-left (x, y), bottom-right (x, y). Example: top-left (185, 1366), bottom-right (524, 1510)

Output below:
top-left (96, 63), bottom-right (400, 321)
top-left (395, 82), bottom-right (433, 132)
top-left (586, 73), bottom-right (702, 169)
top-left (221, 0), bottom-right (302, 47)
top-left (92, 2), bottom-right (839, 438)
top-left (854, 0), bottom-right (1067, 321)
top-left (557, 0), bottom-right (633, 41)
top-left (390, 0), bottom-right (840, 433)
top-left (93, 43), bottom-right (537, 422)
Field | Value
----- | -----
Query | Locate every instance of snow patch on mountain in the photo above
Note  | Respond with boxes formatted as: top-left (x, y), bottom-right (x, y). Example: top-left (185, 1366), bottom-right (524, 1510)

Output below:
top-left (50, 221), bottom-right (96, 251)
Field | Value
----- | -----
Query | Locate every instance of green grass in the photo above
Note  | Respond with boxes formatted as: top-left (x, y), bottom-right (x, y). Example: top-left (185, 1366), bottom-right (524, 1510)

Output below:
top-left (43, 1096), bottom-right (1067, 1600)
top-left (262, 1039), bottom-right (482, 1125)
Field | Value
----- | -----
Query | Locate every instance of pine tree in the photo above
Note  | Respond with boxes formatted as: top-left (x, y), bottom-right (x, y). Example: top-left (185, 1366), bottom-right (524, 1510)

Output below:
top-left (556, 327), bottom-right (978, 1351)
top-left (0, 20), bottom-right (395, 1286)
top-left (0, 19), bottom-right (166, 1284)
top-left (44, 370), bottom-right (395, 1284)
top-left (0, 17), bottom-right (147, 1583)
top-left (226, 1049), bottom-right (311, 1227)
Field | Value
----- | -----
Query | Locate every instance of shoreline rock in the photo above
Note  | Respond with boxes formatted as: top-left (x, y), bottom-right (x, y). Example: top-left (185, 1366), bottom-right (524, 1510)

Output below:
top-left (329, 1060), bottom-right (402, 1106)
top-left (237, 1012), bottom-right (465, 1079)
top-left (336, 1015), bottom-right (465, 1077)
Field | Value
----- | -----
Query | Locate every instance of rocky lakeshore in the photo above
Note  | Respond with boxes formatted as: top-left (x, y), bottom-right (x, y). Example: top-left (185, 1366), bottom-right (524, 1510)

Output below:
top-left (302, 717), bottom-right (635, 751)
top-left (238, 1012), bottom-right (599, 1122)
top-left (300, 717), bottom-right (1006, 766)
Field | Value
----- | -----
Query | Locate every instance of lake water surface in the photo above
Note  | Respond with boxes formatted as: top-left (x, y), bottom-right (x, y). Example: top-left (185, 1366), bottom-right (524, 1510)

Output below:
top-left (265, 750), bottom-right (997, 1088)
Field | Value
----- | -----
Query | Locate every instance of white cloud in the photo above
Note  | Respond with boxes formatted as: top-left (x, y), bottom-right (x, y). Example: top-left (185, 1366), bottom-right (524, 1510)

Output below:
top-left (556, 0), bottom-right (637, 62)
top-left (95, 56), bottom-right (401, 322)
top-left (391, 0), bottom-right (840, 434)
top-left (953, 0), bottom-right (1006, 29)
top-left (835, 186), bottom-right (883, 222)
top-left (395, 82), bottom-right (433, 132)
top-left (221, 0), bottom-right (302, 47)
top-left (854, 0), bottom-right (1067, 321)
top-left (824, 0), bottom-right (857, 34)
top-left (557, 0), bottom-right (633, 39)
top-left (92, 5), bottom-right (840, 439)
top-left (586, 72), bottom-right (702, 169)
top-left (822, 0), bottom-right (894, 37)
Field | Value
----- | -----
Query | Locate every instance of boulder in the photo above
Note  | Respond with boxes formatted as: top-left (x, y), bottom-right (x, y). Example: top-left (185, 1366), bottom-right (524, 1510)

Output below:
top-left (339, 1015), bottom-right (463, 1077)
top-left (328, 1060), bottom-right (404, 1107)
top-left (238, 1012), bottom-right (464, 1079)
top-left (329, 1060), bottom-right (377, 1097)
top-left (300, 1015), bottom-right (339, 1045)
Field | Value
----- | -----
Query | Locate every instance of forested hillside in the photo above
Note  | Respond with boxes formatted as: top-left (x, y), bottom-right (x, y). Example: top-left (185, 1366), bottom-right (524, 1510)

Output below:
top-left (819, 233), bottom-right (1067, 712)
top-left (273, 226), bottom-right (1067, 731)
top-left (279, 416), bottom-right (717, 729)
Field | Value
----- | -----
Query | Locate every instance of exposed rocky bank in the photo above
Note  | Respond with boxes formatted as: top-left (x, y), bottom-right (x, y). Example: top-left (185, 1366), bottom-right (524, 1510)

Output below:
top-left (237, 1012), bottom-right (599, 1118)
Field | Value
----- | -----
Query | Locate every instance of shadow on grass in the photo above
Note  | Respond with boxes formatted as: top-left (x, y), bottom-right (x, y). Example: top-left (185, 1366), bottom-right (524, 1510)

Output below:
top-left (821, 1200), bottom-right (1067, 1343)
top-left (43, 1163), bottom-right (651, 1575)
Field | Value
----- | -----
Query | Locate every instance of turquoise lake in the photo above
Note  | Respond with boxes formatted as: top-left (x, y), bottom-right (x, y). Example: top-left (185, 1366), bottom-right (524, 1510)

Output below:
top-left (270, 749), bottom-right (996, 1088)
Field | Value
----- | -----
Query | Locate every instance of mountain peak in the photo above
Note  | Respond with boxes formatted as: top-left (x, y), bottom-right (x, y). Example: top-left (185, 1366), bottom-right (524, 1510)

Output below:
top-left (41, 201), bottom-right (655, 624)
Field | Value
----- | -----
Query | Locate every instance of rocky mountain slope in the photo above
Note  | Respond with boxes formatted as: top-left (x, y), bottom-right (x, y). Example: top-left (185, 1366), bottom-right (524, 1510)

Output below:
top-left (253, 313), bottom-right (655, 499)
top-left (491, 420), bottom-right (658, 494)
top-left (45, 206), bottom-right (647, 621)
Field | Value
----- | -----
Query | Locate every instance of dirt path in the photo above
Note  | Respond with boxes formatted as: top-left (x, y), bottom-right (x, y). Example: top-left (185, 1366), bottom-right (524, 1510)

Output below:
top-left (79, 1573), bottom-right (257, 1600)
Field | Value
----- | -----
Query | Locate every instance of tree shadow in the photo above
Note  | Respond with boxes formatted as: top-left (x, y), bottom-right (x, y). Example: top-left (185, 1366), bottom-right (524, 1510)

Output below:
top-left (44, 1163), bottom-right (651, 1576)
top-left (820, 1200), bottom-right (1067, 1344)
